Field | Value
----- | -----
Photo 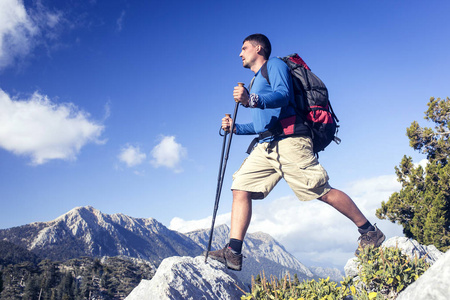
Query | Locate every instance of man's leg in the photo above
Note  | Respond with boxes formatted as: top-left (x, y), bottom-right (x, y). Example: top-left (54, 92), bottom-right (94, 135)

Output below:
top-left (319, 188), bottom-right (385, 254)
top-left (208, 143), bottom-right (278, 270)
top-left (318, 188), bottom-right (367, 227)
top-left (207, 190), bottom-right (251, 271)
top-left (230, 190), bottom-right (252, 241)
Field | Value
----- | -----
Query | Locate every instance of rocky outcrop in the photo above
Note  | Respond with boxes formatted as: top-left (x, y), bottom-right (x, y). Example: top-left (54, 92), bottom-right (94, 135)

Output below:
top-left (125, 256), bottom-right (248, 300)
top-left (382, 236), bottom-right (443, 263)
top-left (127, 237), bottom-right (450, 300)
top-left (396, 249), bottom-right (450, 300)
top-left (343, 236), bottom-right (450, 299)
top-left (344, 236), bottom-right (444, 277)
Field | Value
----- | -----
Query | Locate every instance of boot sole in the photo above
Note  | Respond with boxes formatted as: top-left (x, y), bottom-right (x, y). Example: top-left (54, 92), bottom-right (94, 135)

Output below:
top-left (226, 261), bottom-right (242, 271)
top-left (208, 254), bottom-right (242, 271)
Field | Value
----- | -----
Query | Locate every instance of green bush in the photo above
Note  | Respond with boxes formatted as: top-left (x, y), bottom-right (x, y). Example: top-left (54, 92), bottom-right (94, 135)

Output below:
top-left (241, 273), bottom-right (352, 300)
top-left (355, 245), bottom-right (430, 299)
top-left (241, 245), bottom-right (431, 300)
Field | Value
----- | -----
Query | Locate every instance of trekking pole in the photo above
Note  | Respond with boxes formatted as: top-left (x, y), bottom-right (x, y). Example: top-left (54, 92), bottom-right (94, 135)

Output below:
top-left (205, 83), bottom-right (244, 263)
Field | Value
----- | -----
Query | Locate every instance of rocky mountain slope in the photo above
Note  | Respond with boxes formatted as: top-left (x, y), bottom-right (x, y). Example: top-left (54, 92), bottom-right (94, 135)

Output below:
top-left (0, 206), bottom-right (203, 264)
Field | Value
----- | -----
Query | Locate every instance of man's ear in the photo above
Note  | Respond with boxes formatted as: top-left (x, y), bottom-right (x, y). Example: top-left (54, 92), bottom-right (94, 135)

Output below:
top-left (256, 45), bottom-right (261, 54)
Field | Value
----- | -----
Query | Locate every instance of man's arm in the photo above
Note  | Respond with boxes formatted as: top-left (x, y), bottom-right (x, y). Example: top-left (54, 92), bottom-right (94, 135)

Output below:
top-left (251, 58), bottom-right (292, 109)
top-left (222, 115), bottom-right (255, 135)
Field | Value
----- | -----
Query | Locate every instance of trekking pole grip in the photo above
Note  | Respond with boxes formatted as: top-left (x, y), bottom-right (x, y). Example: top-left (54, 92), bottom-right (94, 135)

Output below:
top-left (236, 82), bottom-right (245, 103)
top-left (224, 114), bottom-right (232, 133)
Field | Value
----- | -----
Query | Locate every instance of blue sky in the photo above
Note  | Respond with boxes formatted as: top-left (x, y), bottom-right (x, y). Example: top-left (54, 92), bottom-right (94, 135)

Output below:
top-left (1, 0), bottom-right (449, 268)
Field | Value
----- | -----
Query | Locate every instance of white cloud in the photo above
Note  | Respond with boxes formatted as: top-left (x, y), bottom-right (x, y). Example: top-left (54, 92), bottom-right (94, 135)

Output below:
top-left (169, 174), bottom-right (404, 268)
top-left (118, 144), bottom-right (146, 167)
top-left (150, 135), bottom-right (187, 173)
top-left (0, 0), bottom-right (62, 69)
top-left (170, 213), bottom-right (231, 233)
top-left (0, 89), bottom-right (104, 165)
top-left (344, 174), bottom-right (402, 214)
top-left (0, 0), bottom-right (36, 68)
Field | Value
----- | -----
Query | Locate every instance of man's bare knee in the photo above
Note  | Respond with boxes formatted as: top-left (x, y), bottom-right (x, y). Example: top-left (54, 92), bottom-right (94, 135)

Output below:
top-left (232, 189), bottom-right (264, 200)
top-left (232, 190), bottom-right (252, 200)
top-left (318, 188), bottom-right (333, 203)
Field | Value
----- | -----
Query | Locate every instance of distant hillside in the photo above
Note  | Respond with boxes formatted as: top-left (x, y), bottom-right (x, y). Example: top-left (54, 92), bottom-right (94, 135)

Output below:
top-left (0, 240), bottom-right (40, 266)
top-left (0, 255), bottom-right (154, 300)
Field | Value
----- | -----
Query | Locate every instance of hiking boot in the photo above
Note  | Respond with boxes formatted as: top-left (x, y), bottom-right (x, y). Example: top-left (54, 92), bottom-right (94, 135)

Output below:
top-left (207, 244), bottom-right (243, 271)
top-left (355, 224), bottom-right (386, 256)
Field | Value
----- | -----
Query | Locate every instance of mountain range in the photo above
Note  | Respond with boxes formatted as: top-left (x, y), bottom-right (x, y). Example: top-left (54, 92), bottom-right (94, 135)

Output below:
top-left (0, 206), bottom-right (342, 284)
top-left (0, 206), bottom-right (202, 265)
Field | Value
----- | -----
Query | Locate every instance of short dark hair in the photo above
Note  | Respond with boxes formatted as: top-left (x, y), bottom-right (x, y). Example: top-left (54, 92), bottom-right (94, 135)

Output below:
top-left (243, 34), bottom-right (271, 60)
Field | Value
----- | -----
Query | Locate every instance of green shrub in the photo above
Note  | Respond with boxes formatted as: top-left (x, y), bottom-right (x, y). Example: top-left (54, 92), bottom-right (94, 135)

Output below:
top-left (354, 245), bottom-right (430, 299)
top-left (241, 245), bottom-right (431, 300)
top-left (241, 272), bottom-right (352, 300)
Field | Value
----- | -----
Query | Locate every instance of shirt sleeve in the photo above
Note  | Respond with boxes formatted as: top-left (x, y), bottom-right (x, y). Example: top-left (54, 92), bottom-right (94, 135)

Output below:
top-left (255, 59), bottom-right (291, 109)
top-left (235, 123), bottom-right (256, 135)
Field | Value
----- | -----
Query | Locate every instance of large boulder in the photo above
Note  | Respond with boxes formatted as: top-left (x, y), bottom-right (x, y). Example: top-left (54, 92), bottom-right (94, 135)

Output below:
top-left (382, 236), bottom-right (443, 263)
top-left (125, 256), bottom-right (248, 300)
top-left (396, 249), bottom-right (450, 300)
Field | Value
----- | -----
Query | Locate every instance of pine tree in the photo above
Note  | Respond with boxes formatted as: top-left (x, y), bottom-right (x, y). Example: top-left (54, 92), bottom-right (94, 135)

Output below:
top-left (376, 97), bottom-right (450, 251)
top-left (23, 274), bottom-right (40, 299)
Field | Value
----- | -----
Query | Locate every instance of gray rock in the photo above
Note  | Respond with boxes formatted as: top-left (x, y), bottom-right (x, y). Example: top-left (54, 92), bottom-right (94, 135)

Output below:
top-left (397, 250), bottom-right (450, 300)
top-left (344, 257), bottom-right (359, 278)
top-left (125, 256), bottom-right (248, 300)
top-left (382, 236), bottom-right (443, 264)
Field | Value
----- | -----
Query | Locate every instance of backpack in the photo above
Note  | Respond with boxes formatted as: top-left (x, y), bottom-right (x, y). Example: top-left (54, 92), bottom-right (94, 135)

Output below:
top-left (257, 53), bottom-right (341, 154)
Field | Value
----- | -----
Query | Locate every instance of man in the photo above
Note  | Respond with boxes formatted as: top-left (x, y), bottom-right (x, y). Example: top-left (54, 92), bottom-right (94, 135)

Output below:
top-left (207, 34), bottom-right (385, 271)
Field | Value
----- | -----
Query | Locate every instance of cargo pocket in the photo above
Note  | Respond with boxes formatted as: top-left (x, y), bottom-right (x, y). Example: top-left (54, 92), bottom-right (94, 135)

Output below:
top-left (279, 137), bottom-right (329, 190)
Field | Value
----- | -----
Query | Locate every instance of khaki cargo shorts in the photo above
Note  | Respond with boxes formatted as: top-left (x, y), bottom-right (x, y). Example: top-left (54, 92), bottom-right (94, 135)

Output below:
top-left (231, 136), bottom-right (331, 200)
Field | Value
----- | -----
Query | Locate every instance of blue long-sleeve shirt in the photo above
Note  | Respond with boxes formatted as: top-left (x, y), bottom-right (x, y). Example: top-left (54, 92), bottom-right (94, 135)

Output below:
top-left (235, 57), bottom-right (296, 141)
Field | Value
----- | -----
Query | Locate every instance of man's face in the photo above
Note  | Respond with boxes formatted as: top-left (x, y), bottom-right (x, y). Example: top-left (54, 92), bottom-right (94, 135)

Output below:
top-left (239, 41), bottom-right (260, 69)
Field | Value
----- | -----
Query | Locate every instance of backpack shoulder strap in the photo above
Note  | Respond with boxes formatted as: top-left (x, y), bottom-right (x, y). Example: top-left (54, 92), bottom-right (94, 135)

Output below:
top-left (260, 61), bottom-right (270, 85)
top-left (248, 76), bottom-right (256, 92)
